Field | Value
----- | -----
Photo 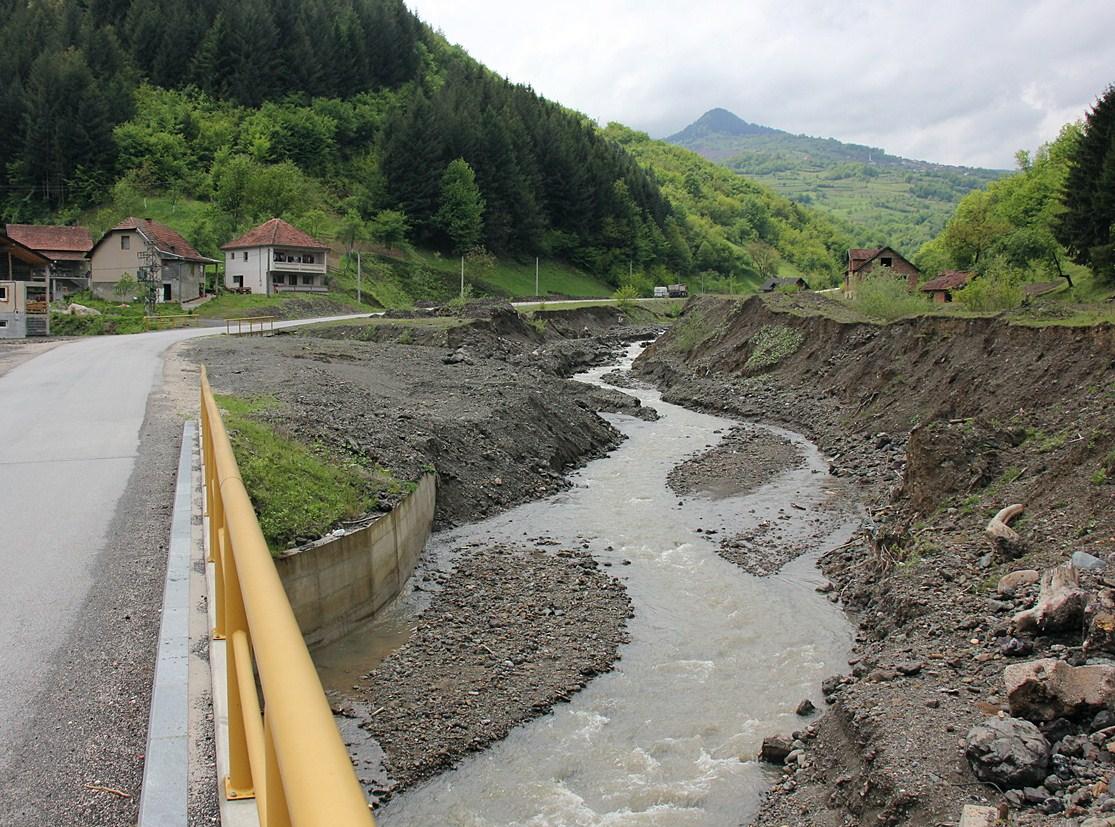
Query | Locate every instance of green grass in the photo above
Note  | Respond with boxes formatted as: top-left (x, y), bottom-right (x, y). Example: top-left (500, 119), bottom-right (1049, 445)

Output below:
top-left (744, 324), bottom-right (805, 371)
top-left (50, 291), bottom-right (203, 335)
top-left (216, 393), bottom-right (407, 553)
top-left (409, 249), bottom-right (615, 298)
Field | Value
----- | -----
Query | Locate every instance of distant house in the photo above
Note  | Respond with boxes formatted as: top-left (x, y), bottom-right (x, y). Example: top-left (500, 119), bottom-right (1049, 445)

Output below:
top-left (89, 217), bottom-right (216, 303)
top-left (920, 270), bottom-right (972, 303)
top-left (760, 276), bottom-right (811, 293)
top-left (0, 230), bottom-right (51, 338)
top-left (221, 218), bottom-right (330, 295)
top-left (5, 223), bottom-right (93, 300)
top-left (844, 246), bottom-right (921, 293)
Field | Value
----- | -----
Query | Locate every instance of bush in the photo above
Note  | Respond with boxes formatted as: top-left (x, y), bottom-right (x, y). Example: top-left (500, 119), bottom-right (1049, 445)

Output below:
top-left (612, 284), bottom-right (640, 307)
top-left (851, 277), bottom-right (931, 321)
top-left (955, 276), bottom-right (1024, 312)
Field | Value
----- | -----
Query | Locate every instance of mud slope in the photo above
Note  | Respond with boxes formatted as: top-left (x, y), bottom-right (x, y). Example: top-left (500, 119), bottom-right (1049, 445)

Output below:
top-left (635, 294), bottom-right (1115, 826)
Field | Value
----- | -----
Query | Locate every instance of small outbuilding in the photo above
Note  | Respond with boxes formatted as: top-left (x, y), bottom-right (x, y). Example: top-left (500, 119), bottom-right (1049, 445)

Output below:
top-left (5, 223), bottom-right (93, 299)
top-left (920, 270), bottom-right (972, 303)
top-left (760, 276), bottom-right (811, 293)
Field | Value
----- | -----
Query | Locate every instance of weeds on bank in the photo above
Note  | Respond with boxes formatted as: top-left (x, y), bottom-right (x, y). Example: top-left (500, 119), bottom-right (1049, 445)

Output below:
top-left (216, 393), bottom-right (403, 553)
top-left (744, 324), bottom-right (805, 371)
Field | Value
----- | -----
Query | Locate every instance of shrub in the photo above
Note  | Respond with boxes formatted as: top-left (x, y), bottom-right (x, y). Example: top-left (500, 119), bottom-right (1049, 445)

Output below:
top-left (612, 284), bottom-right (640, 307)
top-left (955, 275), bottom-right (1024, 312)
top-left (851, 277), bottom-right (931, 321)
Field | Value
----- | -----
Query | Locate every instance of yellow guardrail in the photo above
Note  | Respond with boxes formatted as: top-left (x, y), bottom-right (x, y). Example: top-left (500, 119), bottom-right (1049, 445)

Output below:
top-left (225, 316), bottom-right (278, 336)
top-left (200, 366), bottom-right (375, 827)
top-left (144, 314), bottom-right (197, 330)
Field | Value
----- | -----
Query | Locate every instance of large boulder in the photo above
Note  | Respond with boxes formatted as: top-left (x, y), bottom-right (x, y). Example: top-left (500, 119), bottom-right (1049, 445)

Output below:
top-left (1005, 658), bottom-right (1115, 722)
top-left (758, 735), bottom-right (793, 765)
top-left (965, 716), bottom-right (1050, 789)
top-left (1011, 563), bottom-right (1087, 636)
top-left (65, 302), bottom-right (100, 317)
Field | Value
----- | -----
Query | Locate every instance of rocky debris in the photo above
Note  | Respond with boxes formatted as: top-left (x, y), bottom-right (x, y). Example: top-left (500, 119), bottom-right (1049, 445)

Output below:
top-left (353, 544), bottom-right (631, 799)
top-left (998, 569), bottom-right (1040, 595)
top-left (796, 698), bottom-right (816, 716)
top-left (965, 716), bottom-right (1050, 788)
top-left (666, 425), bottom-right (803, 499)
top-left (1012, 563), bottom-right (1088, 636)
top-left (1006, 659), bottom-right (1115, 722)
top-left (1086, 590), bottom-right (1115, 655)
top-left (759, 735), bottom-right (794, 765)
top-left (1076, 551), bottom-right (1109, 572)
top-left (903, 421), bottom-right (1015, 515)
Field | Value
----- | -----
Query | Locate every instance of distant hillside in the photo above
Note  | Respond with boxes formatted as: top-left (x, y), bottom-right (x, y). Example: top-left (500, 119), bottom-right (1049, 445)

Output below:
top-left (667, 109), bottom-right (1007, 254)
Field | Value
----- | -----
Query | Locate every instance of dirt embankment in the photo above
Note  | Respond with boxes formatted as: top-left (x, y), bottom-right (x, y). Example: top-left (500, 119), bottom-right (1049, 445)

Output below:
top-left (189, 306), bottom-right (660, 530)
top-left (635, 294), bottom-right (1115, 825)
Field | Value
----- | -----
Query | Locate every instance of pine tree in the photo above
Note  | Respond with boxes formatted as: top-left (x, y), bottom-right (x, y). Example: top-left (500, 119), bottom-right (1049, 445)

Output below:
top-left (1057, 85), bottom-right (1115, 283)
top-left (436, 158), bottom-right (485, 255)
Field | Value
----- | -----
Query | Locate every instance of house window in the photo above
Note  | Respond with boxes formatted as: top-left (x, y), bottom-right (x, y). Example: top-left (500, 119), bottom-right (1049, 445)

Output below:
top-left (0, 319), bottom-right (7, 328)
top-left (243, 252), bottom-right (248, 261)
top-left (0, 286), bottom-right (7, 301)
top-left (273, 274), bottom-right (285, 284)
top-left (302, 275), bottom-right (314, 285)
top-left (881, 256), bottom-right (893, 267)
top-left (301, 254), bottom-right (314, 264)
top-left (228, 252), bottom-right (234, 261)
top-left (121, 235), bottom-right (131, 250)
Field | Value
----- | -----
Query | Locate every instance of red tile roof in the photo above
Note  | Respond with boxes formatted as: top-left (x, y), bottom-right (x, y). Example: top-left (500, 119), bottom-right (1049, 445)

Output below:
top-left (921, 270), bottom-right (973, 292)
top-left (5, 224), bottom-right (93, 258)
top-left (95, 217), bottom-right (214, 263)
top-left (221, 218), bottom-right (329, 251)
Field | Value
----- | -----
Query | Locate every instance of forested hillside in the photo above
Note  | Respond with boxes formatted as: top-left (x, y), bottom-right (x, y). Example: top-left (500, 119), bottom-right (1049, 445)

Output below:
top-left (0, 0), bottom-right (854, 290)
top-left (604, 124), bottom-right (852, 289)
top-left (668, 108), bottom-right (1005, 254)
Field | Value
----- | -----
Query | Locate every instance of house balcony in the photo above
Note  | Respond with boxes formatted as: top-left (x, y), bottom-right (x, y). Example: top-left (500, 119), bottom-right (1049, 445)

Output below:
top-left (273, 283), bottom-right (328, 293)
top-left (270, 256), bottom-right (327, 274)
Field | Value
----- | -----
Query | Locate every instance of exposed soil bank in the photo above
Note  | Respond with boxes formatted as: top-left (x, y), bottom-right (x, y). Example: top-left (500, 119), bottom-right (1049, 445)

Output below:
top-left (635, 294), bottom-right (1115, 825)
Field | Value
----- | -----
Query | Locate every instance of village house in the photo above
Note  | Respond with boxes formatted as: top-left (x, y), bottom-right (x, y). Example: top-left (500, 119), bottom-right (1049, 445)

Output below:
top-left (88, 217), bottom-right (215, 303)
top-left (221, 218), bottom-right (330, 295)
top-left (844, 246), bottom-right (921, 293)
top-left (0, 230), bottom-right (51, 338)
top-left (5, 223), bottom-right (93, 300)
top-left (920, 270), bottom-right (972, 303)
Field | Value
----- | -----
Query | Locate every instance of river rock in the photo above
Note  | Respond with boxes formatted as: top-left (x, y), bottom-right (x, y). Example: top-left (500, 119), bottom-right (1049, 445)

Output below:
top-left (965, 716), bottom-right (1050, 788)
top-left (1074, 551), bottom-right (1107, 572)
top-left (998, 569), bottom-right (1040, 595)
top-left (1006, 658), bottom-right (1115, 722)
top-left (796, 698), bottom-right (816, 716)
top-left (759, 735), bottom-right (794, 764)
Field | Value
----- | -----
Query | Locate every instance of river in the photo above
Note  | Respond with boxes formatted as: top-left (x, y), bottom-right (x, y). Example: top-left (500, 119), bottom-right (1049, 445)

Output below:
top-left (318, 343), bottom-right (859, 826)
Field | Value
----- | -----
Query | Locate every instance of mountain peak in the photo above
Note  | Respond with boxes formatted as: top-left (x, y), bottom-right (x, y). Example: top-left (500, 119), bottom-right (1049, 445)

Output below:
top-left (667, 109), bottom-right (779, 142)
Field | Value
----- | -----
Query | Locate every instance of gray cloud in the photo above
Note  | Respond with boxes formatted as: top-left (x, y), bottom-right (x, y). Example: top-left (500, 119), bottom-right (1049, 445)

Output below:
top-left (405, 0), bottom-right (1115, 169)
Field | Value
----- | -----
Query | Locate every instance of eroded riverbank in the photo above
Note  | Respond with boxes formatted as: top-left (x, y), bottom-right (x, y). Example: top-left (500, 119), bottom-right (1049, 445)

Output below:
top-left (316, 343), bottom-right (862, 824)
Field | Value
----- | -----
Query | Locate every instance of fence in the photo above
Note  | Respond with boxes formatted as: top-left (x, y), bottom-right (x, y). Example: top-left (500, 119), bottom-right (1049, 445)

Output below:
top-left (200, 366), bottom-right (375, 827)
top-left (143, 314), bottom-right (198, 330)
top-left (225, 316), bottom-right (277, 336)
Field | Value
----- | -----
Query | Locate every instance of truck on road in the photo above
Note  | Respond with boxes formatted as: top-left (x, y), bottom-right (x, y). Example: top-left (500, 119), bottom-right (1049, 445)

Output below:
top-left (667, 283), bottom-right (689, 298)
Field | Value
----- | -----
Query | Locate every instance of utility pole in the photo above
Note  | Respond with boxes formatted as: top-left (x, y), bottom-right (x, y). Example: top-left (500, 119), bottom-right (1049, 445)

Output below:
top-left (535, 256), bottom-right (539, 297)
top-left (460, 255), bottom-right (465, 300)
top-left (356, 251), bottom-right (362, 305)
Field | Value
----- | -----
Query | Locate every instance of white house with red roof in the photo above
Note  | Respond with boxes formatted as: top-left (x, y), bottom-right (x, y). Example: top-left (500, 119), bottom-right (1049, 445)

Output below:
top-left (220, 218), bottom-right (330, 295)
top-left (89, 217), bottom-right (216, 303)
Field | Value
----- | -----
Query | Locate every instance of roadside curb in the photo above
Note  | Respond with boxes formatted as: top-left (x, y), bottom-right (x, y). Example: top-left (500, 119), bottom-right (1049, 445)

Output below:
top-left (138, 420), bottom-right (195, 827)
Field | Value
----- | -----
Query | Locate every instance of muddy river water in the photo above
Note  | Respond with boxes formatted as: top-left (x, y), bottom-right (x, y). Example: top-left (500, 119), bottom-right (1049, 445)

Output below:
top-left (318, 344), bottom-right (859, 826)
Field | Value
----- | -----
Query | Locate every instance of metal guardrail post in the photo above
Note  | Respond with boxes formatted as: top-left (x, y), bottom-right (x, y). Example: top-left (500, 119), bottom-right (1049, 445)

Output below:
top-left (199, 367), bottom-right (375, 826)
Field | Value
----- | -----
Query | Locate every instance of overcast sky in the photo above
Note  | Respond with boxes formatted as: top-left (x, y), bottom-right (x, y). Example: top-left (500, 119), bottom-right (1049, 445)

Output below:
top-left (405, 0), bottom-right (1115, 170)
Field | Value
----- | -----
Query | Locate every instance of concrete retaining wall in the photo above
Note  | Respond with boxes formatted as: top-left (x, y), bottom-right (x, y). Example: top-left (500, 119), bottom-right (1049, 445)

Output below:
top-left (275, 473), bottom-right (436, 648)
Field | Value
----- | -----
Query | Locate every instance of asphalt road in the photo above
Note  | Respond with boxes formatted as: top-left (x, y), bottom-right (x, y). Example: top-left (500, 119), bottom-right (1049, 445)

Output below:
top-left (0, 315), bottom-right (367, 825)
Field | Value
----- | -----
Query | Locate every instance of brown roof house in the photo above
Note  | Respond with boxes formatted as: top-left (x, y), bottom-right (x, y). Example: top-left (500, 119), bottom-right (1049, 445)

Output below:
top-left (5, 223), bottom-right (94, 299)
top-left (844, 246), bottom-right (921, 293)
top-left (89, 218), bottom-right (216, 304)
top-left (0, 230), bottom-right (51, 338)
top-left (920, 270), bottom-right (972, 303)
top-left (220, 218), bottom-right (330, 295)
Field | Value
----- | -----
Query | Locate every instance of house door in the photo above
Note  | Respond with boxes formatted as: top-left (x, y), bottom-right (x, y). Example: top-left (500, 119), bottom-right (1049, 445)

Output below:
top-left (162, 283), bottom-right (172, 302)
top-left (233, 275), bottom-right (244, 290)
